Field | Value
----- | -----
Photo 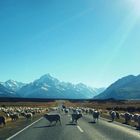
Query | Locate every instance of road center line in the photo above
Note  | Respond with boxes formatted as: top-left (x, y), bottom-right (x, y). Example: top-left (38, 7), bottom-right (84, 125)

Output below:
top-left (6, 117), bottom-right (43, 140)
top-left (77, 125), bottom-right (84, 133)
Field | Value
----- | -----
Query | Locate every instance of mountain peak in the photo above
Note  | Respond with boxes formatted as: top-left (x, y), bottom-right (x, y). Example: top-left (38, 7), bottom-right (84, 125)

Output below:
top-left (6, 79), bottom-right (16, 82)
top-left (2, 79), bottom-right (25, 92)
top-left (76, 82), bottom-right (86, 86)
top-left (40, 74), bottom-right (55, 80)
top-left (17, 74), bottom-right (102, 99)
top-left (34, 74), bottom-right (59, 85)
top-left (5, 79), bottom-right (18, 85)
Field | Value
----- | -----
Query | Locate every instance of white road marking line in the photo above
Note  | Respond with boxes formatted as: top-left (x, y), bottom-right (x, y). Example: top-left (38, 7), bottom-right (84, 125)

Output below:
top-left (6, 117), bottom-right (43, 140)
top-left (77, 125), bottom-right (84, 133)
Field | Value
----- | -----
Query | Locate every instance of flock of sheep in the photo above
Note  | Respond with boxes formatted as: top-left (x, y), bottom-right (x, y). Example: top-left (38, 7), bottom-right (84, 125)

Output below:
top-left (44, 106), bottom-right (140, 129)
top-left (43, 107), bottom-right (100, 125)
top-left (1, 105), bottom-right (140, 130)
top-left (109, 110), bottom-right (140, 128)
top-left (0, 106), bottom-right (47, 127)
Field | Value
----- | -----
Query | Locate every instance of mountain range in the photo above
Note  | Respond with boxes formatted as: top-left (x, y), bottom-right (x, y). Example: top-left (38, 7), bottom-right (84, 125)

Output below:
top-left (1, 74), bottom-right (140, 100)
top-left (0, 74), bottom-right (105, 99)
top-left (94, 75), bottom-right (140, 99)
top-left (1, 80), bottom-right (25, 92)
top-left (0, 83), bottom-right (15, 97)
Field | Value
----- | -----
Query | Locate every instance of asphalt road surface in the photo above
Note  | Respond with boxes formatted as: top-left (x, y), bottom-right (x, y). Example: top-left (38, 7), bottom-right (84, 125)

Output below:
top-left (6, 112), bottom-right (140, 140)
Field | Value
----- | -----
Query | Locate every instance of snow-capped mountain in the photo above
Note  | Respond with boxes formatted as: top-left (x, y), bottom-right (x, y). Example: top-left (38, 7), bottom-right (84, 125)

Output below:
top-left (0, 74), bottom-right (104, 99)
top-left (34, 74), bottom-right (59, 86)
top-left (17, 74), bottom-right (100, 99)
top-left (0, 83), bottom-right (16, 97)
top-left (1, 80), bottom-right (25, 92)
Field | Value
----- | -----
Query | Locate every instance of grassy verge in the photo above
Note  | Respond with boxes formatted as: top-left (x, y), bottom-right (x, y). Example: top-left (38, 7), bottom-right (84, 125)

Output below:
top-left (0, 114), bottom-right (44, 140)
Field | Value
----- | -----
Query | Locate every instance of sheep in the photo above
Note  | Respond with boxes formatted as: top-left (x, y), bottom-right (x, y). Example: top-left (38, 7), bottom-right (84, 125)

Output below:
top-left (10, 113), bottom-right (19, 121)
top-left (24, 113), bottom-right (33, 120)
top-left (81, 108), bottom-right (89, 115)
top-left (64, 108), bottom-right (69, 114)
top-left (133, 114), bottom-right (140, 129)
top-left (72, 108), bottom-right (82, 114)
top-left (92, 110), bottom-right (100, 123)
top-left (124, 112), bottom-right (133, 124)
top-left (44, 114), bottom-right (61, 125)
top-left (89, 108), bottom-right (95, 114)
top-left (71, 113), bottom-right (82, 124)
top-left (137, 115), bottom-right (140, 128)
top-left (109, 111), bottom-right (120, 122)
top-left (0, 116), bottom-right (6, 127)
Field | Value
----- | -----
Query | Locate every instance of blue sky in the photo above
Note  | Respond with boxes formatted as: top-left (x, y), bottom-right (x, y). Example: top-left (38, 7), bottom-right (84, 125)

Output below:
top-left (0, 0), bottom-right (140, 87)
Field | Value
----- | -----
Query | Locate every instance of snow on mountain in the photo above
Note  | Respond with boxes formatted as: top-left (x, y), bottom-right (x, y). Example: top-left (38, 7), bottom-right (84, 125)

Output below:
top-left (2, 80), bottom-right (25, 92)
top-left (0, 83), bottom-right (16, 97)
top-left (17, 74), bottom-right (100, 99)
top-left (0, 74), bottom-right (104, 99)
top-left (34, 74), bottom-right (59, 86)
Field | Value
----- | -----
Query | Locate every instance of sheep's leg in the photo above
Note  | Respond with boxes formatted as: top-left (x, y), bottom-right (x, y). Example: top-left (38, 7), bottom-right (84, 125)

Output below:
top-left (112, 116), bottom-right (115, 122)
top-left (55, 120), bottom-right (58, 125)
top-left (2, 122), bottom-right (6, 127)
top-left (75, 120), bottom-right (77, 125)
top-left (71, 118), bottom-right (74, 123)
top-left (112, 117), bottom-right (114, 122)
top-left (95, 118), bottom-right (97, 123)
top-left (138, 122), bottom-right (140, 129)
top-left (3, 121), bottom-right (6, 126)
top-left (93, 118), bottom-right (95, 123)
top-left (59, 119), bottom-right (61, 125)
top-left (125, 118), bottom-right (127, 124)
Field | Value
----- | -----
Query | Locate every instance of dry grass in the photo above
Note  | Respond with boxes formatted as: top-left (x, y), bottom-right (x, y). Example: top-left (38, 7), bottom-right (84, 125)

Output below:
top-left (64, 100), bottom-right (140, 112)
top-left (0, 101), bottom-right (57, 108)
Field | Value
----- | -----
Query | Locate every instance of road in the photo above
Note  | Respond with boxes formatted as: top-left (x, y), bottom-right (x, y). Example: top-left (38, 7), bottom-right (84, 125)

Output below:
top-left (6, 112), bottom-right (140, 140)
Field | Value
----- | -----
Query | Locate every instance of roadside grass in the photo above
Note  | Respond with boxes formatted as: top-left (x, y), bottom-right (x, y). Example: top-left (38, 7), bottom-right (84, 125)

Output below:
top-left (0, 101), bottom-right (57, 108)
top-left (0, 113), bottom-right (44, 139)
top-left (64, 100), bottom-right (140, 112)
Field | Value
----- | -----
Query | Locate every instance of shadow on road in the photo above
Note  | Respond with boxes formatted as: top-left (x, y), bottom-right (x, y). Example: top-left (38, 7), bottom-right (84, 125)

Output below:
top-left (88, 121), bottom-right (96, 124)
top-left (34, 125), bottom-right (55, 128)
top-left (108, 120), bottom-right (113, 123)
top-left (122, 122), bottom-right (131, 126)
top-left (136, 127), bottom-right (140, 130)
top-left (66, 123), bottom-right (77, 126)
